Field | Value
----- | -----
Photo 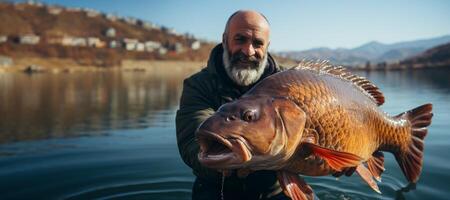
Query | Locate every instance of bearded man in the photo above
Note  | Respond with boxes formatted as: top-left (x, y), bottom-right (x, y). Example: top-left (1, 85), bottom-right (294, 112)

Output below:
top-left (176, 10), bottom-right (289, 200)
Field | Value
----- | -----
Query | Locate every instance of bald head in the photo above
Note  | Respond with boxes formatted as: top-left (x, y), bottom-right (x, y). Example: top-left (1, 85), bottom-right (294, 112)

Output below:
top-left (222, 10), bottom-right (271, 86)
top-left (224, 10), bottom-right (270, 36)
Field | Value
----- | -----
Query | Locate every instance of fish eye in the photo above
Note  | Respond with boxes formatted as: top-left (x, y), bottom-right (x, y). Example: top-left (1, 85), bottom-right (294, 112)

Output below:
top-left (242, 110), bottom-right (257, 122)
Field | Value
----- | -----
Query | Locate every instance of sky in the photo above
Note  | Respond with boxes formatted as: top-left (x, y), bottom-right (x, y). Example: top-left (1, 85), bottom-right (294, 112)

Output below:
top-left (33, 0), bottom-right (450, 51)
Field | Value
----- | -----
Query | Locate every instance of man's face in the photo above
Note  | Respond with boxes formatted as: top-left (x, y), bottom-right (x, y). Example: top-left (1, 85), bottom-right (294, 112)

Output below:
top-left (225, 27), bottom-right (269, 69)
top-left (222, 12), bottom-right (270, 86)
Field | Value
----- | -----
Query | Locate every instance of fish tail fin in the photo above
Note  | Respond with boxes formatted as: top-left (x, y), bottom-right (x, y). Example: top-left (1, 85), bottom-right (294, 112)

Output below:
top-left (393, 103), bottom-right (433, 183)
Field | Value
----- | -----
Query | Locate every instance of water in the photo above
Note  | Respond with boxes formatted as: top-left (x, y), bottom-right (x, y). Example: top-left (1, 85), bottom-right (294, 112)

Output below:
top-left (0, 67), bottom-right (449, 200)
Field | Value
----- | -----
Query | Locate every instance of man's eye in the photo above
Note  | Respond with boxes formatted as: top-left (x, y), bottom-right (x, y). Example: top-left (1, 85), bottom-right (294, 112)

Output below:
top-left (235, 38), bottom-right (245, 43)
top-left (253, 41), bottom-right (263, 48)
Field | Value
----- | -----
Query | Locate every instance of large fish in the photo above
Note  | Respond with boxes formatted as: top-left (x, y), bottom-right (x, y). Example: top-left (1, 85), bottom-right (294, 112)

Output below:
top-left (196, 61), bottom-right (433, 200)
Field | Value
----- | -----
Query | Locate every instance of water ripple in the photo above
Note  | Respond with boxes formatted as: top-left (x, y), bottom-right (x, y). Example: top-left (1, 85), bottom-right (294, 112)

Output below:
top-left (64, 178), bottom-right (192, 200)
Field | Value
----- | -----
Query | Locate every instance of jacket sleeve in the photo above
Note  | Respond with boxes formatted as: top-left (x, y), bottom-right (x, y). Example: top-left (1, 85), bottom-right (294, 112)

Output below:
top-left (175, 75), bottom-right (219, 179)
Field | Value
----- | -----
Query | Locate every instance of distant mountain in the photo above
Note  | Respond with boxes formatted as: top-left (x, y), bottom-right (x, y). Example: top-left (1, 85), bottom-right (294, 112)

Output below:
top-left (278, 35), bottom-right (450, 67)
top-left (396, 42), bottom-right (450, 68)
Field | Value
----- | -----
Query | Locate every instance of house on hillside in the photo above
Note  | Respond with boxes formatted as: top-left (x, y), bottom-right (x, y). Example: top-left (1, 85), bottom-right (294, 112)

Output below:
top-left (123, 17), bottom-right (138, 25)
top-left (167, 28), bottom-right (177, 35)
top-left (47, 6), bottom-right (62, 15)
top-left (19, 34), bottom-right (40, 45)
top-left (144, 41), bottom-right (161, 52)
top-left (26, 0), bottom-right (43, 7)
top-left (158, 47), bottom-right (168, 55)
top-left (84, 8), bottom-right (100, 17)
top-left (136, 42), bottom-right (145, 52)
top-left (87, 37), bottom-right (105, 48)
top-left (0, 36), bottom-right (7, 43)
top-left (190, 40), bottom-right (201, 50)
top-left (105, 14), bottom-right (117, 22)
top-left (105, 27), bottom-right (116, 38)
top-left (141, 21), bottom-right (157, 30)
top-left (61, 36), bottom-right (86, 46)
top-left (174, 43), bottom-right (184, 53)
top-left (66, 7), bottom-right (81, 12)
top-left (123, 38), bottom-right (138, 51)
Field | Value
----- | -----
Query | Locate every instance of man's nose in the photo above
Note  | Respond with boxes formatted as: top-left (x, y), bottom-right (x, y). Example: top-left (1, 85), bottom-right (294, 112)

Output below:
top-left (241, 43), bottom-right (255, 57)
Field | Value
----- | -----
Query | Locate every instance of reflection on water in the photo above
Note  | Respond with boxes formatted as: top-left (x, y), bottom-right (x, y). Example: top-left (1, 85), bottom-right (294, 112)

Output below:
top-left (0, 67), bottom-right (449, 200)
top-left (0, 68), bottom-right (192, 143)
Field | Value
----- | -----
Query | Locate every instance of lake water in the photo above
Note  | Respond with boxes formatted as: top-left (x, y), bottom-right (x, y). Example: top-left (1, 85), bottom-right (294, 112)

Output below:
top-left (0, 67), bottom-right (449, 200)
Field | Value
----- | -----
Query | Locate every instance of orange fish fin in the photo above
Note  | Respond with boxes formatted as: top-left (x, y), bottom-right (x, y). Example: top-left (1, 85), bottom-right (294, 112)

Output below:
top-left (394, 103), bottom-right (433, 183)
top-left (356, 164), bottom-right (382, 194)
top-left (367, 151), bottom-right (385, 182)
top-left (294, 61), bottom-right (385, 105)
top-left (303, 143), bottom-right (363, 171)
top-left (277, 171), bottom-right (314, 200)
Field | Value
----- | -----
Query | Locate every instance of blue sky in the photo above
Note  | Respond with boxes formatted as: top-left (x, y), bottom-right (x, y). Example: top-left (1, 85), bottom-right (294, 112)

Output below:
top-left (37, 0), bottom-right (450, 51)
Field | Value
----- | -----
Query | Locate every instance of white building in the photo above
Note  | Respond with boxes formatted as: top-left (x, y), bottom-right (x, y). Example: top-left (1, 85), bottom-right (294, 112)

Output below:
top-left (87, 37), bottom-right (103, 47)
top-left (144, 41), bottom-right (161, 52)
top-left (124, 17), bottom-right (137, 25)
top-left (105, 14), bottom-right (117, 22)
top-left (62, 36), bottom-right (86, 46)
top-left (105, 27), bottom-right (116, 38)
top-left (19, 35), bottom-right (40, 45)
top-left (0, 36), bottom-right (7, 43)
top-left (191, 40), bottom-right (201, 50)
top-left (135, 43), bottom-right (145, 52)
top-left (141, 21), bottom-right (157, 30)
top-left (123, 38), bottom-right (138, 51)
top-left (47, 6), bottom-right (62, 15)
top-left (85, 9), bottom-right (100, 17)
top-left (174, 42), bottom-right (184, 53)
top-left (158, 47), bottom-right (167, 55)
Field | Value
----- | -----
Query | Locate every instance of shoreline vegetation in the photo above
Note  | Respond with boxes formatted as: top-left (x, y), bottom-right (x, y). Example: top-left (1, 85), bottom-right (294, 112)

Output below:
top-left (0, 56), bottom-right (299, 74)
top-left (0, 57), bottom-right (208, 74)
top-left (0, 57), bottom-right (450, 74)
top-left (1, 56), bottom-right (448, 75)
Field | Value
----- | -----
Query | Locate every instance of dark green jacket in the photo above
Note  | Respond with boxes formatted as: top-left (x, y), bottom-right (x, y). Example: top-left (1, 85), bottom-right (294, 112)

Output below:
top-left (176, 44), bottom-right (287, 199)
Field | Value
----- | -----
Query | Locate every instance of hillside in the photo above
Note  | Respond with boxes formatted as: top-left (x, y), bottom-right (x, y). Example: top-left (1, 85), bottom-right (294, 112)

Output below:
top-left (0, 2), bottom-right (215, 67)
top-left (278, 35), bottom-right (450, 67)
top-left (395, 42), bottom-right (450, 69)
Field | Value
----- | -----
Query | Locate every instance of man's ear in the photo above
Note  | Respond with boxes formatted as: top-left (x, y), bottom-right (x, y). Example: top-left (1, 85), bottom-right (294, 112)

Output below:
top-left (222, 34), bottom-right (227, 46)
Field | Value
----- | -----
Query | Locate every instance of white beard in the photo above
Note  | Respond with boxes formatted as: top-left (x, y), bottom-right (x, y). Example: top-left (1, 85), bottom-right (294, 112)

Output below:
top-left (222, 45), bottom-right (268, 86)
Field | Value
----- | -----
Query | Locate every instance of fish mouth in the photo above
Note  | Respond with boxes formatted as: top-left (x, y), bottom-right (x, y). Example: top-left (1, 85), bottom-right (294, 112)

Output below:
top-left (197, 130), bottom-right (252, 169)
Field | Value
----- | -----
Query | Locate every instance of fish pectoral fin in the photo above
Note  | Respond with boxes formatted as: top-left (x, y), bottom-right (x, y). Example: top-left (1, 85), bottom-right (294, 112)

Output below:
top-left (277, 171), bottom-right (314, 200)
top-left (303, 143), bottom-right (363, 171)
top-left (367, 151), bottom-right (385, 182)
top-left (356, 164), bottom-right (382, 194)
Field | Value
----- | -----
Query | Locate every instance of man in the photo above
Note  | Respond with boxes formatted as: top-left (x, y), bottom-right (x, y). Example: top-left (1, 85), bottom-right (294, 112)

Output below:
top-left (176, 10), bottom-right (288, 200)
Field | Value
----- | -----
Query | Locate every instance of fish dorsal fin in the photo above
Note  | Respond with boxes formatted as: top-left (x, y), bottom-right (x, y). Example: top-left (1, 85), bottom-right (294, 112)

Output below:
top-left (294, 60), bottom-right (385, 106)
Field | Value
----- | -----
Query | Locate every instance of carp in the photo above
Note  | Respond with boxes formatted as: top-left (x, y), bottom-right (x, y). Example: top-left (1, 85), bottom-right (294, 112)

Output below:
top-left (196, 61), bottom-right (433, 200)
